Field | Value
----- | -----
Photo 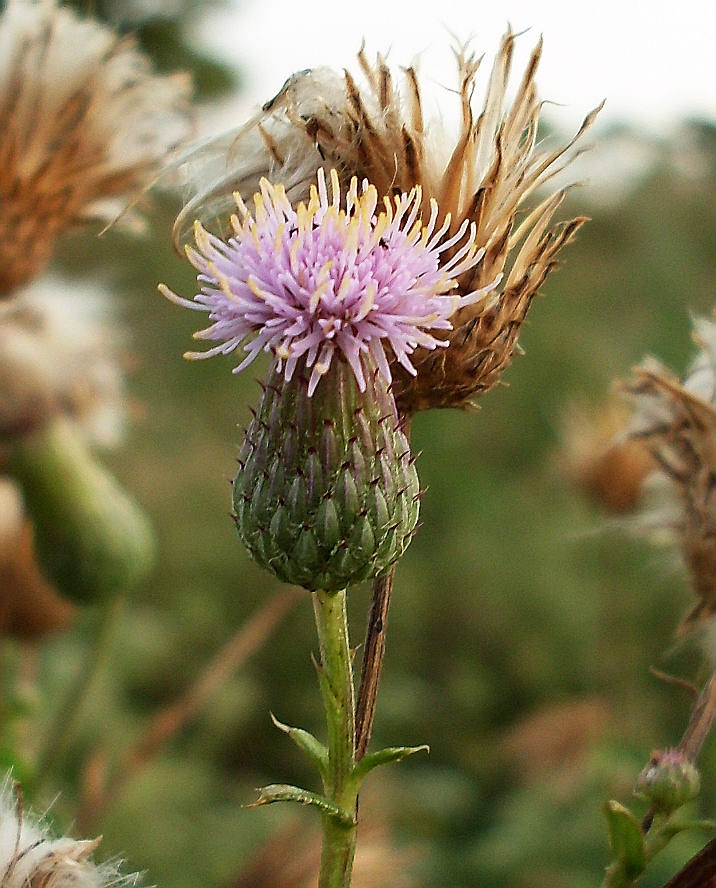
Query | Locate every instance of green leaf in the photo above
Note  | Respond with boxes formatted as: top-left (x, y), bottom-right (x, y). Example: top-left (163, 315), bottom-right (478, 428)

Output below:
top-left (270, 713), bottom-right (328, 778)
top-left (604, 800), bottom-right (647, 882)
top-left (245, 784), bottom-right (354, 826)
top-left (351, 745), bottom-right (430, 786)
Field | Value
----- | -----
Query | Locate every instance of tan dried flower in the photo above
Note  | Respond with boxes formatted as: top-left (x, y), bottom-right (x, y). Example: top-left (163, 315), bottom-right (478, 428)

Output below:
top-left (624, 317), bottom-right (716, 634)
top-left (0, 0), bottom-right (191, 296)
top-left (0, 782), bottom-right (136, 888)
top-left (0, 281), bottom-right (127, 451)
top-left (561, 397), bottom-right (655, 513)
top-left (171, 30), bottom-right (601, 414)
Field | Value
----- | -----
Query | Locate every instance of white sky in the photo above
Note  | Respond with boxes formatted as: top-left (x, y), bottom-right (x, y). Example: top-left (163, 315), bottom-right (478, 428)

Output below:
top-left (199, 0), bottom-right (716, 134)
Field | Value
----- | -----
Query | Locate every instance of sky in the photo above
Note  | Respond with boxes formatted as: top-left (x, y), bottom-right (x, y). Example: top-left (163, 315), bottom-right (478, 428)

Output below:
top-left (199, 0), bottom-right (716, 135)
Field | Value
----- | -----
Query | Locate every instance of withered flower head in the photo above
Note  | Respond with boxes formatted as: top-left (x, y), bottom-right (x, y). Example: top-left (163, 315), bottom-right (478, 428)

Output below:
top-left (0, 281), bottom-right (127, 451)
top-left (624, 317), bottom-right (716, 634)
top-left (171, 30), bottom-right (601, 414)
top-left (0, 781), bottom-right (138, 888)
top-left (0, 0), bottom-right (191, 296)
top-left (561, 397), bottom-right (655, 513)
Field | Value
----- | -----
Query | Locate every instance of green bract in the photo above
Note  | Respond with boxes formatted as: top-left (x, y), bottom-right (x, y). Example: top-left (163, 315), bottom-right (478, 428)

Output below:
top-left (233, 358), bottom-right (419, 591)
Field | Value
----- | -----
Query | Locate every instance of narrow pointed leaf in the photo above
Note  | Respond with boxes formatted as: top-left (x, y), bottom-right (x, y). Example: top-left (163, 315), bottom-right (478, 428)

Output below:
top-left (352, 744), bottom-right (430, 785)
top-left (270, 713), bottom-right (328, 777)
top-left (245, 784), bottom-right (354, 825)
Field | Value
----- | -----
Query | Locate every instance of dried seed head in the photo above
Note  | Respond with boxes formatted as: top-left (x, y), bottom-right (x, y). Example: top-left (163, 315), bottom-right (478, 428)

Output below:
top-left (0, 782), bottom-right (138, 888)
top-left (0, 0), bottom-right (191, 296)
top-left (170, 31), bottom-right (600, 413)
top-left (624, 317), bottom-right (716, 634)
top-left (0, 282), bottom-right (127, 454)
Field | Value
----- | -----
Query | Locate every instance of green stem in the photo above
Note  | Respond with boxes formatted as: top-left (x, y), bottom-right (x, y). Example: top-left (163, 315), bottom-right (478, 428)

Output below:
top-left (312, 588), bottom-right (358, 888)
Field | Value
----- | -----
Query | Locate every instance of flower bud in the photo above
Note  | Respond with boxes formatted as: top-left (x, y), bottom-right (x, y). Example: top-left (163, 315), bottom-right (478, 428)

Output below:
top-left (637, 749), bottom-right (701, 813)
top-left (7, 417), bottom-right (155, 603)
top-left (234, 358), bottom-right (419, 591)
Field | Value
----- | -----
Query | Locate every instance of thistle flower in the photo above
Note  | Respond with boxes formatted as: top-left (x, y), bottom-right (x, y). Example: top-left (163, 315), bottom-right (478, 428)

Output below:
top-left (162, 168), bottom-right (493, 589)
top-left (0, 782), bottom-right (137, 888)
top-left (624, 317), bottom-right (716, 634)
top-left (161, 168), bottom-right (495, 396)
top-left (637, 749), bottom-right (701, 814)
top-left (170, 31), bottom-right (601, 414)
top-left (0, 0), bottom-right (191, 296)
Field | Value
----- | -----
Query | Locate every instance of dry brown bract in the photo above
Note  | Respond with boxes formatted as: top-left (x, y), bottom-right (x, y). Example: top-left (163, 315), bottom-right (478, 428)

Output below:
top-left (0, 0), bottom-right (191, 296)
top-left (171, 30), bottom-right (601, 414)
top-left (625, 318), bottom-right (716, 634)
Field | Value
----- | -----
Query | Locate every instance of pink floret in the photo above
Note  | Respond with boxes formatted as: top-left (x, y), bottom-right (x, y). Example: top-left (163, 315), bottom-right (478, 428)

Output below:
top-left (160, 168), bottom-right (499, 395)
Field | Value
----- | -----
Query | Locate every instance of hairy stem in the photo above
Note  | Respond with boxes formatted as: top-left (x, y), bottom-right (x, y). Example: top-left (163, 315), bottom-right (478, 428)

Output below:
top-left (312, 588), bottom-right (357, 888)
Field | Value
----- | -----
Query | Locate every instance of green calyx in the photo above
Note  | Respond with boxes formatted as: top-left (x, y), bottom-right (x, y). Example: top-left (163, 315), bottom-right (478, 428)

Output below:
top-left (233, 358), bottom-right (419, 591)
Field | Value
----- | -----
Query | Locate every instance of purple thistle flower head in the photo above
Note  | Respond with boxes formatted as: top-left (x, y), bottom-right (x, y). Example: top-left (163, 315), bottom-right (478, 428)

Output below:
top-left (160, 168), bottom-right (499, 395)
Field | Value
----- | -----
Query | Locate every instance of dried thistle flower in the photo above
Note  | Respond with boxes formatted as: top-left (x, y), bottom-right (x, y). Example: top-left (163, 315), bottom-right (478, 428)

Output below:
top-left (0, 479), bottom-right (75, 638)
top-left (0, 282), bottom-right (127, 451)
top-left (1, 523), bottom-right (76, 639)
top-left (170, 30), bottom-right (601, 414)
top-left (0, 781), bottom-right (138, 888)
top-left (561, 397), bottom-right (655, 513)
top-left (0, 0), bottom-right (191, 296)
top-left (624, 317), bottom-right (716, 634)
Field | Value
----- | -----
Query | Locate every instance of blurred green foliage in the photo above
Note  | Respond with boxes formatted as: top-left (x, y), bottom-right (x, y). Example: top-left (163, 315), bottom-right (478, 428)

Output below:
top-left (31, 122), bottom-right (716, 888)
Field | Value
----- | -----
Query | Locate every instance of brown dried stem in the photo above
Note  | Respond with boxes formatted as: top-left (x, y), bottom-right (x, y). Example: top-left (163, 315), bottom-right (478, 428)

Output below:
top-left (355, 570), bottom-right (395, 761)
top-left (355, 417), bottom-right (412, 761)
top-left (661, 836), bottom-right (716, 888)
